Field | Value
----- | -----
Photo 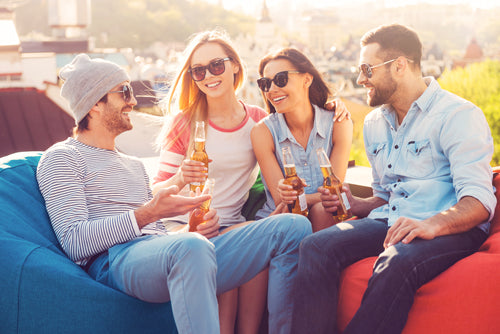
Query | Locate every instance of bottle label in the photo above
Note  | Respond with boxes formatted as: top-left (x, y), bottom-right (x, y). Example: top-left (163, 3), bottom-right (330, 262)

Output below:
top-left (298, 193), bottom-right (307, 211)
top-left (341, 192), bottom-right (351, 210)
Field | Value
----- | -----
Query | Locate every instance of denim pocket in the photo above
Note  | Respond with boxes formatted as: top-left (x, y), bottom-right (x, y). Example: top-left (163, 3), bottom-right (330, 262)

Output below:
top-left (367, 142), bottom-right (388, 175)
top-left (404, 139), bottom-right (435, 178)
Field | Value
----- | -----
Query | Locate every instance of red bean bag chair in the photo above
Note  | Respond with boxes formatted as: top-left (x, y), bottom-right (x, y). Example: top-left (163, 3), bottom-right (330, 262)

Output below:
top-left (337, 167), bottom-right (500, 333)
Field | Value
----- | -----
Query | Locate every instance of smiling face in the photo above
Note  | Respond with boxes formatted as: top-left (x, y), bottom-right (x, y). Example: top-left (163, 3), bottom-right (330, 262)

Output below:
top-left (190, 42), bottom-right (239, 99)
top-left (356, 43), bottom-right (398, 107)
top-left (99, 81), bottom-right (136, 135)
top-left (261, 59), bottom-right (310, 114)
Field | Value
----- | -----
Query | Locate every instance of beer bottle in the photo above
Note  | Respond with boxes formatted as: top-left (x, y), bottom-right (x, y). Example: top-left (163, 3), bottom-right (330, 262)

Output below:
top-left (189, 178), bottom-right (215, 232)
top-left (190, 121), bottom-right (209, 192)
top-left (316, 147), bottom-right (352, 222)
top-left (281, 146), bottom-right (308, 216)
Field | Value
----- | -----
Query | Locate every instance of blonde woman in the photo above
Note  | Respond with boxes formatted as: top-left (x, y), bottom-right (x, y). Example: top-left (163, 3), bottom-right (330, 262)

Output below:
top-left (152, 29), bottom-right (288, 334)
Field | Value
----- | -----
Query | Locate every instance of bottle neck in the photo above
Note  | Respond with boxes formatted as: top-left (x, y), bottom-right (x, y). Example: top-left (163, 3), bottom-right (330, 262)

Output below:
top-left (194, 139), bottom-right (206, 152)
top-left (284, 164), bottom-right (297, 177)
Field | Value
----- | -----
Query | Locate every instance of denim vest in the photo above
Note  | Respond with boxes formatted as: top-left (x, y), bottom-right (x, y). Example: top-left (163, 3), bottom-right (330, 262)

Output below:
top-left (256, 105), bottom-right (335, 219)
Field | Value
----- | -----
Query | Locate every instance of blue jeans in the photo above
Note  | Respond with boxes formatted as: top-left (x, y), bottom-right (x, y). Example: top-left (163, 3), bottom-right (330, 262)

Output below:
top-left (291, 218), bottom-right (487, 334)
top-left (88, 213), bottom-right (311, 334)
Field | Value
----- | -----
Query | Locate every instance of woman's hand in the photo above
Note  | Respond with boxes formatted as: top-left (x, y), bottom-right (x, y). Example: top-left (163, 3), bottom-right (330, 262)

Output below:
top-left (277, 178), bottom-right (297, 205)
top-left (193, 208), bottom-right (220, 239)
top-left (324, 98), bottom-right (351, 122)
top-left (177, 159), bottom-right (207, 187)
top-left (270, 202), bottom-right (289, 215)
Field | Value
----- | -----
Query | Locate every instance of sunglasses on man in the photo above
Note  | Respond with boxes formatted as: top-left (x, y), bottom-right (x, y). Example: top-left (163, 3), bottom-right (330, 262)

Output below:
top-left (358, 57), bottom-right (414, 79)
top-left (109, 84), bottom-right (134, 103)
top-left (188, 57), bottom-right (232, 81)
top-left (257, 70), bottom-right (302, 92)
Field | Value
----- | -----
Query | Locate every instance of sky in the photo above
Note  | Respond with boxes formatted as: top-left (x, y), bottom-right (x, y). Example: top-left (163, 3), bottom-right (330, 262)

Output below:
top-left (208, 0), bottom-right (500, 16)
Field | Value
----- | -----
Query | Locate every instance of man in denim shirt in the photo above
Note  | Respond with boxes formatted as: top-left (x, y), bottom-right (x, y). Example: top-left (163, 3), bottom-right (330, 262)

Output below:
top-left (291, 24), bottom-right (496, 334)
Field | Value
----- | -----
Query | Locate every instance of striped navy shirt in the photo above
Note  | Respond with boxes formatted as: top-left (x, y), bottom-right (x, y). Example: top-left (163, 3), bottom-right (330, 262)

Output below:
top-left (36, 138), bottom-right (148, 265)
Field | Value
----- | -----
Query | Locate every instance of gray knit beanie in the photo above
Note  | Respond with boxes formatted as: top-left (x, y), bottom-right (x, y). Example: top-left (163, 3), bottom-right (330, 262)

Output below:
top-left (59, 54), bottom-right (130, 124)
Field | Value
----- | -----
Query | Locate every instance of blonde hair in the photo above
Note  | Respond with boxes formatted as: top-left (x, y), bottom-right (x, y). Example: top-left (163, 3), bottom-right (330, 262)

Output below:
top-left (157, 29), bottom-right (246, 154)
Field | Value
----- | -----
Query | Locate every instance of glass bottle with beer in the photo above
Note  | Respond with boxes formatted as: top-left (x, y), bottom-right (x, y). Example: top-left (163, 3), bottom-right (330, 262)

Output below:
top-left (281, 146), bottom-right (308, 217)
top-left (189, 178), bottom-right (215, 232)
top-left (316, 147), bottom-right (352, 222)
top-left (190, 121), bottom-right (209, 192)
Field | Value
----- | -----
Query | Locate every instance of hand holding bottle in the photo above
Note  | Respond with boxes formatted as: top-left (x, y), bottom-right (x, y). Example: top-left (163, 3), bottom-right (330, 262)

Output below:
top-left (316, 148), bottom-right (352, 222)
top-left (281, 146), bottom-right (308, 216)
top-left (188, 178), bottom-right (216, 233)
top-left (318, 184), bottom-right (353, 215)
top-left (277, 177), bottom-right (308, 208)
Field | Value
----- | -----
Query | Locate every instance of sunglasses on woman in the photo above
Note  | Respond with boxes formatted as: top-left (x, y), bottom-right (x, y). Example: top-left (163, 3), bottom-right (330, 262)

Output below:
top-left (257, 71), bottom-right (301, 92)
top-left (188, 57), bottom-right (232, 81)
top-left (109, 84), bottom-right (134, 103)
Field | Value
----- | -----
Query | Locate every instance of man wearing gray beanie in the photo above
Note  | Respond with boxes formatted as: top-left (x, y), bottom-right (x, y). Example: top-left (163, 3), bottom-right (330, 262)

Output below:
top-left (36, 54), bottom-right (311, 333)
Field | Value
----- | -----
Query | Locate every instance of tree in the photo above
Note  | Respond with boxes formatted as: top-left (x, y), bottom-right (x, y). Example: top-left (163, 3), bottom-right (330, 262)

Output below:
top-left (438, 60), bottom-right (500, 166)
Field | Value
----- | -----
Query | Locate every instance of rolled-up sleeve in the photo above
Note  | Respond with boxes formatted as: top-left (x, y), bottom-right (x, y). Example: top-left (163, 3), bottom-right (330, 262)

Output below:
top-left (441, 103), bottom-right (496, 222)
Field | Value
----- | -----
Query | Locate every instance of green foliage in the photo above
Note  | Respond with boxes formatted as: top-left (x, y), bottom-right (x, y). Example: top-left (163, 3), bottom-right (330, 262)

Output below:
top-left (350, 137), bottom-right (370, 167)
top-left (438, 60), bottom-right (500, 165)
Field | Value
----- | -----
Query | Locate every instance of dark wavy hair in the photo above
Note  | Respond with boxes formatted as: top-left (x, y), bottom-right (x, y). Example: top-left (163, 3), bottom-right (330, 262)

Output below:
top-left (258, 47), bottom-right (331, 114)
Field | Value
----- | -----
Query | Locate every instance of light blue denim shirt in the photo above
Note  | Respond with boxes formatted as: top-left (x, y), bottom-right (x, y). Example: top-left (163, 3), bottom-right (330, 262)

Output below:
top-left (365, 77), bottom-right (496, 232)
top-left (256, 104), bottom-right (335, 219)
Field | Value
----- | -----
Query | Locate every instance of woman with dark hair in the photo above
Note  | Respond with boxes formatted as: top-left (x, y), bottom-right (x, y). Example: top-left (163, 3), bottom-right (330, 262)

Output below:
top-left (251, 47), bottom-right (353, 232)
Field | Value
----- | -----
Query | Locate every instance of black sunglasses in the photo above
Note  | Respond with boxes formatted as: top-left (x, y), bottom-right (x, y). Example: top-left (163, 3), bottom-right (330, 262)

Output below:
top-left (257, 71), bottom-right (301, 92)
top-left (358, 57), bottom-right (414, 79)
top-left (109, 84), bottom-right (134, 103)
top-left (188, 57), bottom-right (232, 81)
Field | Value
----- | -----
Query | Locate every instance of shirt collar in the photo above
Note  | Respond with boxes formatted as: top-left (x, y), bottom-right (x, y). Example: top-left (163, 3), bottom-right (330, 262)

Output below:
top-left (380, 76), bottom-right (440, 117)
top-left (276, 104), bottom-right (327, 144)
top-left (413, 76), bottom-right (440, 112)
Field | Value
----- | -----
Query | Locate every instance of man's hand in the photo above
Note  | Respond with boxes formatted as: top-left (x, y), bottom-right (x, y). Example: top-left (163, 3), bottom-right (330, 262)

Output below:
top-left (135, 185), bottom-right (211, 228)
top-left (190, 208), bottom-right (220, 239)
top-left (384, 217), bottom-right (439, 248)
top-left (277, 178), bottom-right (308, 205)
top-left (318, 184), bottom-right (353, 214)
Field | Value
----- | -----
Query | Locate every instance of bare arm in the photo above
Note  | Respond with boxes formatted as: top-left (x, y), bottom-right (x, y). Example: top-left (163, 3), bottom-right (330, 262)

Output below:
top-left (330, 117), bottom-right (353, 182)
top-left (384, 196), bottom-right (489, 247)
top-left (251, 122), bottom-right (286, 206)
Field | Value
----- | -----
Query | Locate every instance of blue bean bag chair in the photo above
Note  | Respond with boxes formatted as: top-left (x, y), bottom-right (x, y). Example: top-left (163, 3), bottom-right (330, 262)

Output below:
top-left (0, 151), bottom-right (178, 334)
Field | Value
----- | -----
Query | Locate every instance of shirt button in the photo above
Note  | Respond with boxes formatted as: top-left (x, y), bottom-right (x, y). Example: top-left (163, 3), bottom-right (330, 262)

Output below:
top-left (395, 145), bottom-right (399, 149)
top-left (392, 206), bottom-right (396, 211)
top-left (397, 179), bottom-right (401, 182)
top-left (388, 164), bottom-right (392, 168)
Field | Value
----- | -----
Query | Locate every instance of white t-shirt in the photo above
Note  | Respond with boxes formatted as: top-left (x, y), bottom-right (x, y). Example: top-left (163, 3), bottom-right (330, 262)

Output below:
top-left (154, 102), bottom-right (267, 226)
